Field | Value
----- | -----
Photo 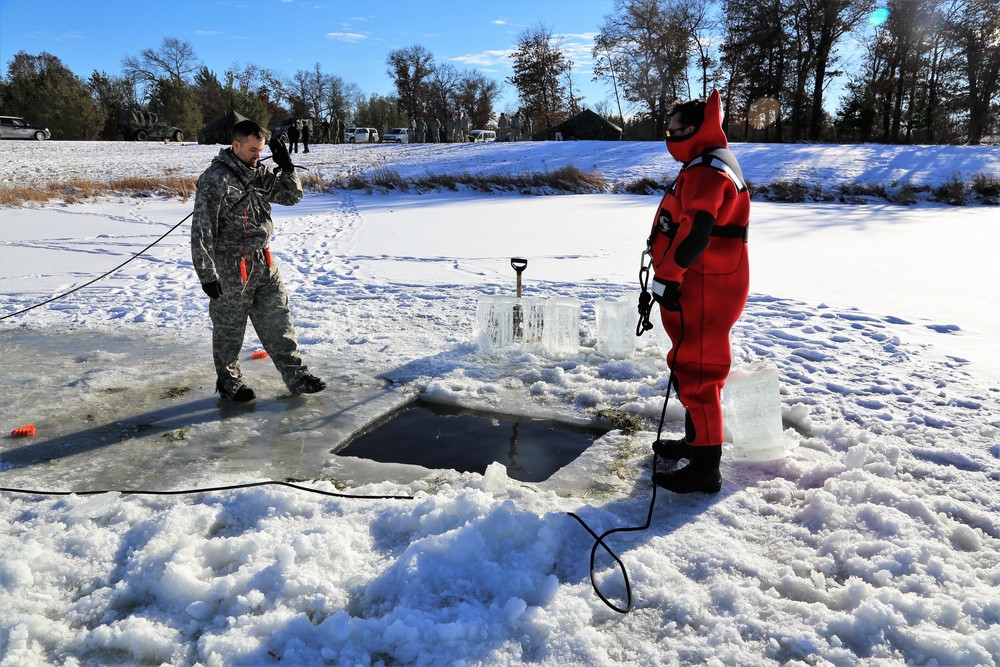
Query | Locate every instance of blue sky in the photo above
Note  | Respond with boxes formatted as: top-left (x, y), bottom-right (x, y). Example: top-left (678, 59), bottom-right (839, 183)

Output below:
top-left (0, 0), bottom-right (624, 115)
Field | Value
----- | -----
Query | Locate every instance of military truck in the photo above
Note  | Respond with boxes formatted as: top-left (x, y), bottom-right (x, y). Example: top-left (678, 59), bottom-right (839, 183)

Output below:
top-left (117, 110), bottom-right (185, 142)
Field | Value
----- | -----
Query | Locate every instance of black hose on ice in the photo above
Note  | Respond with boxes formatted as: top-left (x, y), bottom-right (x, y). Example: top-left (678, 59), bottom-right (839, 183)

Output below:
top-left (0, 479), bottom-right (414, 501)
top-left (0, 212), bottom-right (193, 322)
top-left (568, 305), bottom-right (685, 614)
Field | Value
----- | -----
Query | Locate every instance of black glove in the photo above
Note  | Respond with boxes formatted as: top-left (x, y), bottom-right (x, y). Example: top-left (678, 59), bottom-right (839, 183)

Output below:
top-left (202, 280), bottom-right (223, 299)
top-left (268, 137), bottom-right (294, 173)
top-left (651, 278), bottom-right (681, 311)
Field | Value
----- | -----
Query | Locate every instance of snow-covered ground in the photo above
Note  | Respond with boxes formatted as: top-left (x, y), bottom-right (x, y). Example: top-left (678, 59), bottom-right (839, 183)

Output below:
top-left (0, 140), bottom-right (998, 666)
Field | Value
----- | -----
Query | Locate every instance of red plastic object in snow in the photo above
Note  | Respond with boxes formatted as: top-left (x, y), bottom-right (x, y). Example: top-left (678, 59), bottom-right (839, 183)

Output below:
top-left (11, 424), bottom-right (36, 437)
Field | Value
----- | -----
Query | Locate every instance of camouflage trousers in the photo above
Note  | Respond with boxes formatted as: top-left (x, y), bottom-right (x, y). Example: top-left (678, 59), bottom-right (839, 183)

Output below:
top-left (209, 250), bottom-right (309, 392)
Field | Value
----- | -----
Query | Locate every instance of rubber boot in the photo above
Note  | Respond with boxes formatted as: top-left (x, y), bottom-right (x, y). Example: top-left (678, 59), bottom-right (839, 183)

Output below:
top-left (652, 438), bottom-right (694, 460)
top-left (651, 412), bottom-right (696, 460)
top-left (653, 444), bottom-right (722, 494)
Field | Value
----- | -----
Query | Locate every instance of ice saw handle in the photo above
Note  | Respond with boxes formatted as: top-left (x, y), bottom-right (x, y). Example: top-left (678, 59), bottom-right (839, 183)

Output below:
top-left (511, 257), bottom-right (528, 298)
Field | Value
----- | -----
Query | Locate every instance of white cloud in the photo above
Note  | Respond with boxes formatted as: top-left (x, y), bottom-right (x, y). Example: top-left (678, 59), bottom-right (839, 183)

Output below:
top-left (450, 49), bottom-right (513, 69)
top-left (325, 32), bottom-right (368, 43)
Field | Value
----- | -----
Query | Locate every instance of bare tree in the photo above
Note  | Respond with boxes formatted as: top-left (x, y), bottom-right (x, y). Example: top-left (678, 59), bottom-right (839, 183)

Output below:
top-left (386, 45), bottom-right (435, 120)
top-left (594, 0), bottom-right (692, 138)
top-left (456, 70), bottom-right (503, 129)
top-left (122, 37), bottom-right (199, 85)
top-left (427, 63), bottom-right (463, 124)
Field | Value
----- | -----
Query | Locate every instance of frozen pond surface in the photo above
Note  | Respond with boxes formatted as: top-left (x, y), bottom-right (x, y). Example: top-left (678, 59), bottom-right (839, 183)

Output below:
top-left (0, 326), bottom-right (620, 495)
top-left (0, 327), bottom-right (417, 491)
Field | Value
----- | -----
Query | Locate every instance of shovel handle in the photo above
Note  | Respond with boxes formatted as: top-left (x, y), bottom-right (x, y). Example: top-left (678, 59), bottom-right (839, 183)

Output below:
top-left (511, 257), bottom-right (527, 298)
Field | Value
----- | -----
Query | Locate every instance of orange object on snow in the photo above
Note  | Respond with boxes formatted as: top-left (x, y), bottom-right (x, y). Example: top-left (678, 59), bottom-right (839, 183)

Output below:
top-left (11, 424), bottom-right (36, 437)
top-left (251, 350), bottom-right (269, 360)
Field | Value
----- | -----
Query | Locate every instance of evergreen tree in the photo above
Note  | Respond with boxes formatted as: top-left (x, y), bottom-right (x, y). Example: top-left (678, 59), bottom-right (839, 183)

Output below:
top-left (719, 0), bottom-right (788, 141)
top-left (1, 51), bottom-right (101, 139)
top-left (353, 92), bottom-right (407, 135)
top-left (149, 77), bottom-right (202, 139)
top-left (88, 71), bottom-right (139, 140)
top-left (192, 66), bottom-right (224, 123)
top-left (949, 0), bottom-right (1000, 144)
top-left (509, 23), bottom-right (572, 129)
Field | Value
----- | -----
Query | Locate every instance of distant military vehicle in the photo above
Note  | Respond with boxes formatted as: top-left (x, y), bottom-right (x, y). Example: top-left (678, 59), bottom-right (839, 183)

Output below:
top-left (117, 110), bottom-right (184, 142)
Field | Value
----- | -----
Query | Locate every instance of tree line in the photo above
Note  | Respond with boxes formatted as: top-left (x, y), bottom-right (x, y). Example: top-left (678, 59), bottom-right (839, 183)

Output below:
top-left (2, 0), bottom-right (997, 145)
top-left (0, 37), bottom-right (379, 142)
top-left (0, 28), bottom-right (561, 144)
top-left (594, 0), bottom-right (998, 144)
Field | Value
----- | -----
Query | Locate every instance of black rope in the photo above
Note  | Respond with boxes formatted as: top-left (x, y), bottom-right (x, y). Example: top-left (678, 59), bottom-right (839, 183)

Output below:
top-left (0, 479), bottom-right (414, 501)
top-left (569, 304), bottom-right (685, 614)
top-left (0, 212), bottom-right (193, 321)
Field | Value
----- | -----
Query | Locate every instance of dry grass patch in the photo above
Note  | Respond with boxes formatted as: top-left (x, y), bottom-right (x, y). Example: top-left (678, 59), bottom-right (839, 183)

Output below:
top-left (355, 163), bottom-right (608, 194)
top-left (971, 172), bottom-right (1000, 204)
top-left (299, 171), bottom-right (326, 191)
top-left (2, 176), bottom-right (199, 206)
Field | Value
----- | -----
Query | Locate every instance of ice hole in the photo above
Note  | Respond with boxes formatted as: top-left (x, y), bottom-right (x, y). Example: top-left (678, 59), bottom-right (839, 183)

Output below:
top-left (333, 399), bottom-right (609, 483)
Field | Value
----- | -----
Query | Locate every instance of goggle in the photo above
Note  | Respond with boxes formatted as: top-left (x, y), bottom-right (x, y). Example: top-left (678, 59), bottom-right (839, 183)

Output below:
top-left (665, 125), bottom-right (695, 140)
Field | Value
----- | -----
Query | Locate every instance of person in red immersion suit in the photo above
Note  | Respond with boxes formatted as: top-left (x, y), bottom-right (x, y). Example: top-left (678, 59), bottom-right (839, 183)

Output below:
top-left (648, 90), bottom-right (750, 494)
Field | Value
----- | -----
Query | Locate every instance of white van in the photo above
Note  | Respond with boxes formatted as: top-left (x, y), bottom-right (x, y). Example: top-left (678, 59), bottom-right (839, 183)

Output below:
top-left (469, 129), bottom-right (496, 142)
top-left (383, 128), bottom-right (409, 143)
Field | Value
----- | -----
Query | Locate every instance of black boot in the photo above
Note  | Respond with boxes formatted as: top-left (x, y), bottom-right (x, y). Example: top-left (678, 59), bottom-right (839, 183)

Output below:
top-left (651, 411), bottom-right (697, 460)
top-left (652, 437), bottom-right (694, 461)
top-left (289, 374), bottom-right (327, 395)
top-left (653, 444), bottom-right (722, 494)
top-left (216, 377), bottom-right (256, 403)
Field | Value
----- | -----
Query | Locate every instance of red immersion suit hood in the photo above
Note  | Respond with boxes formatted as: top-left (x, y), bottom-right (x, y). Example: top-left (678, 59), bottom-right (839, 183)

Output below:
top-left (667, 89), bottom-right (729, 164)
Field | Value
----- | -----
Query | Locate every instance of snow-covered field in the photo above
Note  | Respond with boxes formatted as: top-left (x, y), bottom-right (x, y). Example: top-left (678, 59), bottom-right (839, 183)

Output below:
top-left (0, 140), bottom-right (998, 666)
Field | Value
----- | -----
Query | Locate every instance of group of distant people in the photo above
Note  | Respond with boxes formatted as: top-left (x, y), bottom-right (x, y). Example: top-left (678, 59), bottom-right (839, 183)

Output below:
top-left (497, 111), bottom-right (533, 142)
top-left (405, 112), bottom-right (472, 143)
top-left (285, 119), bottom-right (310, 153)
top-left (276, 111), bottom-right (536, 147)
top-left (401, 110), bottom-right (534, 143)
top-left (278, 115), bottom-right (350, 152)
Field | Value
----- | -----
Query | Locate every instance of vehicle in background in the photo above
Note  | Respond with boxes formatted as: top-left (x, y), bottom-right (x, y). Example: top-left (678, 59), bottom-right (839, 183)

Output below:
top-left (0, 116), bottom-right (50, 140)
top-left (117, 110), bottom-right (184, 142)
top-left (382, 128), bottom-right (409, 144)
top-left (348, 127), bottom-right (379, 143)
top-left (469, 129), bottom-right (496, 142)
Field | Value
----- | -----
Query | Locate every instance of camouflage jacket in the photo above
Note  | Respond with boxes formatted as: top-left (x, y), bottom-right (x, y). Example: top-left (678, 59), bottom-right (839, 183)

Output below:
top-left (191, 147), bottom-right (302, 285)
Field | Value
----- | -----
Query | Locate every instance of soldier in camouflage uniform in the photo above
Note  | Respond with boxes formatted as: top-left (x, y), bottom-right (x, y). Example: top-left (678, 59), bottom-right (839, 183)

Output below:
top-left (191, 119), bottom-right (326, 402)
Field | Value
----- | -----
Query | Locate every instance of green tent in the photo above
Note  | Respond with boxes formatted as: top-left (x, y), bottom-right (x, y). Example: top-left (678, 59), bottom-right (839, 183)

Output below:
top-left (197, 110), bottom-right (251, 145)
top-left (533, 109), bottom-right (623, 141)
